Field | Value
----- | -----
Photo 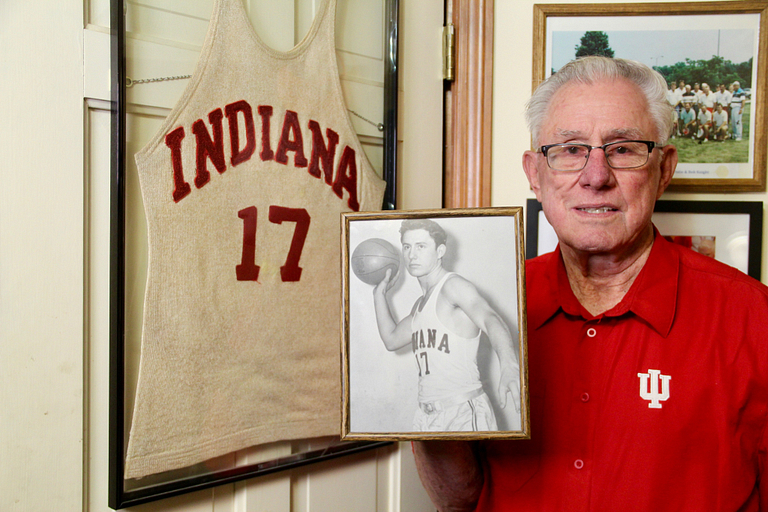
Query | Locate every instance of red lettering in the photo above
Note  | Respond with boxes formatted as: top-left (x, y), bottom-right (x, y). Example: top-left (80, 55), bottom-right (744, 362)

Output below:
top-left (236, 206), bottom-right (260, 281)
top-left (268, 206), bottom-right (311, 282)
top-left (169, 103), bottom-right (361, 209)
top-left (308, 121), bottom-right (339, 184)
top-left (225, 100), bottom-right (256, 167)
top-left (192, 108), bottom-right (226, 189)
top-left (258, 105), bottom-right (274, 161)
top-left (165, 127), bottom-right (191, 202)
top-left (332, 146), bottom-right (360, 211)
top-left (275, 110), bottom-right (308, 167)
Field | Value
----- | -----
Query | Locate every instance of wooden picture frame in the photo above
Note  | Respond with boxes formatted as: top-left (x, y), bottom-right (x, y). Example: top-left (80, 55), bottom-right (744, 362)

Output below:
top-left (341, 208), bottom-right (529, 440)
top-left (109, 0), bottom-right (397, 507)
top-left (526, 198), bottom-right (763, 280)
top-left (533, 2), bottom-right (768, 192)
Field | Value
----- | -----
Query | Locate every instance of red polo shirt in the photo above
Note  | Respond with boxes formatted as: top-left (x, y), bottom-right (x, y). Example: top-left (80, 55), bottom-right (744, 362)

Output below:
top-left (477, 231), bottom-right (768, 511)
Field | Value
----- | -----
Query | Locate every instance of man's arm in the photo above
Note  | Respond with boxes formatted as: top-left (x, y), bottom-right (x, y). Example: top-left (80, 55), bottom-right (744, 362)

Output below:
top-left (372, 269), bottom-right (414, 351)
top-left (413, 441), bottom-right (484, 512)
top-left (442, 277), bottom-right (521, 411)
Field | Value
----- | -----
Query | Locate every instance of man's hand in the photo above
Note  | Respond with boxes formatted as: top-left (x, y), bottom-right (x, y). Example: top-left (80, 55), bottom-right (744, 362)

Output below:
top-left (497, 364), bottom-right (521, 413)
top-left (413, 441), bottom-right (483, 512)
top-left (373, 268), bottom-right (397, 297)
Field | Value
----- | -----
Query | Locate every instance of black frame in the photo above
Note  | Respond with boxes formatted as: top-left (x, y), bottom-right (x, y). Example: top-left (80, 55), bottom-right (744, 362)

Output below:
top-left (526, 198), bottom-right (763, 280)
top-left (108, 0), bottom-right (398, 508)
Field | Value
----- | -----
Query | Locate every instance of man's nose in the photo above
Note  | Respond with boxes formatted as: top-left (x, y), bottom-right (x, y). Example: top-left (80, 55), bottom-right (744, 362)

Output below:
top-left (578, 148), bottom-right (615, 189)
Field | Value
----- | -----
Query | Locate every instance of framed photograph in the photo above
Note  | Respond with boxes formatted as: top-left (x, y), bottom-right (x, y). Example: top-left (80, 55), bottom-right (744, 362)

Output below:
top-left (526, 198), bottom-right (763, 280)
top-left (533, 2), bottom-right (768, 192)
top-left (341, 208), bottom-right (529, 440)
top-left (109, 0), bottom-right (397, 507)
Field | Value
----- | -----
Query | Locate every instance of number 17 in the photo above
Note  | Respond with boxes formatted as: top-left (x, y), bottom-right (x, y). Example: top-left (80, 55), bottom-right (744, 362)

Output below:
top-left (236, 205), bottom-right (311, 282)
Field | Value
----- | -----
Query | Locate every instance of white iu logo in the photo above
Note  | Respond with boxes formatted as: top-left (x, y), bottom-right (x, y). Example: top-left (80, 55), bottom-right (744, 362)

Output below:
top-left (637, 369), bottom-right (671, 408)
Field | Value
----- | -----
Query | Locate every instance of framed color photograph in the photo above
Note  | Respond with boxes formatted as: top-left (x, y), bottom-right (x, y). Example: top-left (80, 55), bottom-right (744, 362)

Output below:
top-left (533, 2), bottom-right (768, 192)
top-left (341, 208), bottom-right (529, 440)
top-left (526, 198), bottom-right (763, 280)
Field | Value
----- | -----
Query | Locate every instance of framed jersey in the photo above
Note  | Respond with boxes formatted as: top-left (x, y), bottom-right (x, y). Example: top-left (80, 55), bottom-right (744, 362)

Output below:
top-left (109, 0), bottom-right (398, 507)
top-left (341, 207), bottom-right (530, 440)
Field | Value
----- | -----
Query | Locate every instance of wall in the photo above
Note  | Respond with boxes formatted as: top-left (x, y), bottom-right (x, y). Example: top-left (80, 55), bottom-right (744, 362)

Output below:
top-left (492, 0), bottom-right (768, 284)
top-left (0, 2), bottom-right (85, 510)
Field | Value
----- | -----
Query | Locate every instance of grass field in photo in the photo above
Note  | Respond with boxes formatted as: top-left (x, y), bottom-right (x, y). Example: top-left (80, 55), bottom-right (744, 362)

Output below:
top-left (673, 102), bottom-right (751, 164)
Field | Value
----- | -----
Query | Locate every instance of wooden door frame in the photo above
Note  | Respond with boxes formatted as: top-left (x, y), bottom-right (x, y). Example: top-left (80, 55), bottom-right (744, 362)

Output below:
top-left (444, 0), bottom-right (494, 208)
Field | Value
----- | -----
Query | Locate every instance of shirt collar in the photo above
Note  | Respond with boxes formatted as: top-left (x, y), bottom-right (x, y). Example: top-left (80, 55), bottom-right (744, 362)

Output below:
top-left (528, 228), bottom-right (678, 337)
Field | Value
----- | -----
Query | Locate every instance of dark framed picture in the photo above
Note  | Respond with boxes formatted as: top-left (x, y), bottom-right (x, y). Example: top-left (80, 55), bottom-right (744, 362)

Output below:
top-left (109, 0), bottom-right (398, 507)
top-left (341, 208), bottom-right (529, 440)
top-left (526, 198), bottom-right (763, 280)
top-left (533, 2), bottom-right (768, 192)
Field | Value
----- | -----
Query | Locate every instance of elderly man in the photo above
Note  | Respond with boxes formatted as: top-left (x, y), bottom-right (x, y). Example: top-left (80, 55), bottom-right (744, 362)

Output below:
top-left (730, 81), bottom-right (747, 141)
top-left (700, 82), bottom-right (716, 112)
top-left (713, 102), bottom-right (729, 141)
top-left (413, 57), bottom-right (768, 511)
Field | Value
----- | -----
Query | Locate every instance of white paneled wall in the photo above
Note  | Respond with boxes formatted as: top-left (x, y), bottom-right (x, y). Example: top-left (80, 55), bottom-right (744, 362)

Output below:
top-left (1, 3), bottom-right (85, 510)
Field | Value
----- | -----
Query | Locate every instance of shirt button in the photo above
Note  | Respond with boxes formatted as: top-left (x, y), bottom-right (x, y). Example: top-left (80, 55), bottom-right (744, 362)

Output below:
top-left (587, 327), bottom-right (597, 337)
top-left (574, 459), bottom-right (584, 470)
top-left (581, 392), bottom-right (590, 402)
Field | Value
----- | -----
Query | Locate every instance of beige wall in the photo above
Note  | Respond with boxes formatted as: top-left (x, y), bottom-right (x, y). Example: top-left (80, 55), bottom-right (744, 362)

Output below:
top-left (492, 0), bottom-right (768, 284)
top-left (0, 2), bottom-right (85, 510)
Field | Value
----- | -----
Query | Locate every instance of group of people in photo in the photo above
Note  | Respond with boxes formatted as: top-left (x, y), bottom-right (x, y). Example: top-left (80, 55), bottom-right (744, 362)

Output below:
top-left (667, 79), bottom-right (747, 142)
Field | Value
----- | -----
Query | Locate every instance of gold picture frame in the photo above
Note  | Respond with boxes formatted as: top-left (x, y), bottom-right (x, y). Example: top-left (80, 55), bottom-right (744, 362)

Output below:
top-left (340, 207), bottom-right (529, 440)
top-left (533, 2), bottom-right (768, 192)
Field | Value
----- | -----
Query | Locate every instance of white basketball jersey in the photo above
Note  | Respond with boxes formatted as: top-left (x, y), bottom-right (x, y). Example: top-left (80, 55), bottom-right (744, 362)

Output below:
top-left (411, 273), bottom-right (483, 403)
top-left (125, 0), bottom-right (385, 478)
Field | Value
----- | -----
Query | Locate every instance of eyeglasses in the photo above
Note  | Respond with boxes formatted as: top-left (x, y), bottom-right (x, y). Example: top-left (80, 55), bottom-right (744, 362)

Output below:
top-left (538, 140), bottom-right (662, 172)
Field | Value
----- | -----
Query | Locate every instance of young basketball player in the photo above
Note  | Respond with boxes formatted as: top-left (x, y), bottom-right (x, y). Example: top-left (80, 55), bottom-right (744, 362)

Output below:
top-left (372, 219), bottom-right (521, 431)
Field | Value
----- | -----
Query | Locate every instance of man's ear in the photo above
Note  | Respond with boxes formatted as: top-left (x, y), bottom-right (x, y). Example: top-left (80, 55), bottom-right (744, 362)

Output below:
top-left (523, 150), bottom-right (543, 201)
top-left (437, 244), bottom-right (446, 259)
top-left (656, 145), bottom-right (678, 199)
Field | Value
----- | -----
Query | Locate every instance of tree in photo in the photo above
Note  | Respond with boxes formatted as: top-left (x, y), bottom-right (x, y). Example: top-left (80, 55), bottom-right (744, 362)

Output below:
top-left (575, 31), bottom-right (615, 59)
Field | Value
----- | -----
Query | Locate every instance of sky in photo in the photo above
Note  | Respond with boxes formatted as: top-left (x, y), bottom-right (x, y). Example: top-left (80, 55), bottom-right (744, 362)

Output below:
top-left (551, 28), bottom-right (755, 72)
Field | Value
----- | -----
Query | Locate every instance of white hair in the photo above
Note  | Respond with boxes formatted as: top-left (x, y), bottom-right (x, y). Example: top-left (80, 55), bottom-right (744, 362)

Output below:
top-left (525, 56), bottom-right (675, 146)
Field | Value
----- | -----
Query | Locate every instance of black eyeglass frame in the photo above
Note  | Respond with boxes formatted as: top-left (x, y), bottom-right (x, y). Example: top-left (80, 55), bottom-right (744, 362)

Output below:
top-left (537, 140), bottom-right (663, 171)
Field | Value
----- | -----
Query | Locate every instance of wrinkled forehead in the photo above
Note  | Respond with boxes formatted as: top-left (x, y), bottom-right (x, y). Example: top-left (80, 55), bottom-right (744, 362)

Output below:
top-left (540, 78), bottom-right (655, 142)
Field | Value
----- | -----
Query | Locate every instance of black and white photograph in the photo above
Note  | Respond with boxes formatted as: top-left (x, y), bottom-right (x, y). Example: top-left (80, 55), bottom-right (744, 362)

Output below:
top-left (535, 2), bottom-right (768, 192)
top-left (341, 208), bottom-right (529, 440)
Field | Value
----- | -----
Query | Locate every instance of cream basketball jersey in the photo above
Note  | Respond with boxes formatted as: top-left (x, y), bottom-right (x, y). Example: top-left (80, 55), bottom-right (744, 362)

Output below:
top-left (124, 0), bottom-right (385, 478)
top-left (411, 273), bottom-right (483, 403)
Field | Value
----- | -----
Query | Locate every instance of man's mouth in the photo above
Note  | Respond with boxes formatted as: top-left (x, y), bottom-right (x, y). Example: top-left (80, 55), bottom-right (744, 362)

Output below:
top-left (577, 206), bottom-right (617, 214)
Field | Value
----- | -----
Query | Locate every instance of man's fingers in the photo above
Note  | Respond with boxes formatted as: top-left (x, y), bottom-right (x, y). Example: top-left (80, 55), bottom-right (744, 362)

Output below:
top-left (498, 382), bottom-right (521, 413)
top-left (498, 384), bottom-right (507, 409)
top-left (385, 268), bottom-right (398, 291)
top-left (374, 269), bottom-right (392, 293)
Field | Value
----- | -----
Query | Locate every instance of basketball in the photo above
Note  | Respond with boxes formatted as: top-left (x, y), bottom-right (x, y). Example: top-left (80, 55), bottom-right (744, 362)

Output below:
top-left (351, 238), bottom-right (400, 285)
